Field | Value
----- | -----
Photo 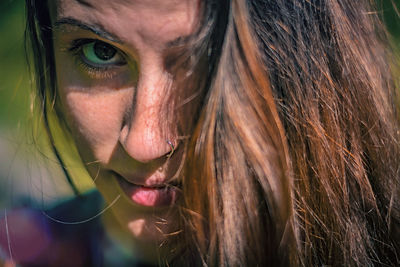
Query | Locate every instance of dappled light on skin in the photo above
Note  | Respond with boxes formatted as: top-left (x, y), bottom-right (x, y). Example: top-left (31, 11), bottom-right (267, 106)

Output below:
top-left (128, 218), bottom-right (146, 237)
top-left (49, 0), bottom-right (201, 255)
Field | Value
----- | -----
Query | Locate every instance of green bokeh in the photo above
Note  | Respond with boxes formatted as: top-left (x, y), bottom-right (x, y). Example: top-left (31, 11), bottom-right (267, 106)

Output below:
top-left (0, 0), bottom-right (29, 129)
top-left (382, 0), bottom-right (400, 42)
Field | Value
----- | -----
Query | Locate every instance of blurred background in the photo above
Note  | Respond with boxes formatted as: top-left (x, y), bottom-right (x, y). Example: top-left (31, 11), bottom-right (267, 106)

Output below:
top-left (0, 0), bottom-right (399, 214)
top-left (0, 0), bottom-right (74, 213)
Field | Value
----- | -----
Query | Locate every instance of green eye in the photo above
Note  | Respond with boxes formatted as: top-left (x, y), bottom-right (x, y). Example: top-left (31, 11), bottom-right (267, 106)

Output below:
top-left (81, 41), bottom-right (125, 65)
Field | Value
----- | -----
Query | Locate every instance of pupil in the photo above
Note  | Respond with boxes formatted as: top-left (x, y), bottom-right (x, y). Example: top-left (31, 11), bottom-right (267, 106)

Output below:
top-left (94, 42), bottom-right (116, 60)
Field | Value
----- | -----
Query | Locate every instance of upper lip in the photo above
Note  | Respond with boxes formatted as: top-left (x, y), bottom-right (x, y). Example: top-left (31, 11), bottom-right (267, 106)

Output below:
top-left (111, 143), bottom-right (185, 188)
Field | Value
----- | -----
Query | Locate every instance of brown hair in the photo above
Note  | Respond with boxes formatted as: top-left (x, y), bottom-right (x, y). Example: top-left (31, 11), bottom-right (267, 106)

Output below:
top-left (26, 0), bottom-right (400, 266)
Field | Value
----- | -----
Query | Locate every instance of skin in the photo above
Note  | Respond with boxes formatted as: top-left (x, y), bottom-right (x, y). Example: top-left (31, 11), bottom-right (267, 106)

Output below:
top-left (51, 0), bottom-right (200, 263)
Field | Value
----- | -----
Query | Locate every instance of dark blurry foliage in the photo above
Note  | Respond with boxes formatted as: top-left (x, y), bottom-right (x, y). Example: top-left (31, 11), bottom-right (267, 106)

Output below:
top-left (0, 0), bottom-right (30, 128)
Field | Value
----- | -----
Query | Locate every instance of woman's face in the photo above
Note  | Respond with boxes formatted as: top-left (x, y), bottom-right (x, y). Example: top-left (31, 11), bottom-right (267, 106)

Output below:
top-left (51, 0), bottom-right (200, 257)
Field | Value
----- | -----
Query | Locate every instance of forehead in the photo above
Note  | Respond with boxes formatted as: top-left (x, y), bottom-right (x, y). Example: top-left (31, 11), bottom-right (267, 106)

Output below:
top-left (52, 0), bottom-right (200, 48)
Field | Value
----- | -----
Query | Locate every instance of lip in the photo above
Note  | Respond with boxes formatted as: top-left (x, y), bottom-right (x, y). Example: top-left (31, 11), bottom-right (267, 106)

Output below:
top-left (114, 173), bottom-right (179, 207)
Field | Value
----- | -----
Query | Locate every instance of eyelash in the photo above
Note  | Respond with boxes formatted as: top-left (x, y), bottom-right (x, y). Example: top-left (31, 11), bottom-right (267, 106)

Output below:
top-left (68, 39), bottom-right (126, 79)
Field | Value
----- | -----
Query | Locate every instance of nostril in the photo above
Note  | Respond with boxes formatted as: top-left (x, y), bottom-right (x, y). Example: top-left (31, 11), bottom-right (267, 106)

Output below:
top-left (119, 130), bottom-right (179, 164)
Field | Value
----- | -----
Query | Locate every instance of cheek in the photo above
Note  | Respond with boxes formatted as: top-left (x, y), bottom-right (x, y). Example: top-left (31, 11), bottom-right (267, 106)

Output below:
top-left (60, 89), bottom-right (132, 163)
top-left (54, 47), bottom-right (135, 163)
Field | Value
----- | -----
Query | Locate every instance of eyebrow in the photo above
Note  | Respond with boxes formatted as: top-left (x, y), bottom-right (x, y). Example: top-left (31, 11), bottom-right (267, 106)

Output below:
top-left (54, 17), bottom-right (123, 44)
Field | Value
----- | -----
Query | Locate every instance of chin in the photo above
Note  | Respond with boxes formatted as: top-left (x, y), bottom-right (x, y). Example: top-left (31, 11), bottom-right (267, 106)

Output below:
top-left (104, 201), bottom-right (182, 264)
top-left (125, 210), bottom-right (180, 243)
top-left (105, 192), bottom-right (181, 242)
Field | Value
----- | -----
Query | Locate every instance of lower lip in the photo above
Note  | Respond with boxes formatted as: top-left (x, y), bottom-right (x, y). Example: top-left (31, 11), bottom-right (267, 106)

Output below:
top-left (116, 175), bottom-right (178, 207)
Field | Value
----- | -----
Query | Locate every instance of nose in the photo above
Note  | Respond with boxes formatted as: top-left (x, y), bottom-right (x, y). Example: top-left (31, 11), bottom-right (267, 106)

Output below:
top-left (119, 65), bottom-right (175, 163)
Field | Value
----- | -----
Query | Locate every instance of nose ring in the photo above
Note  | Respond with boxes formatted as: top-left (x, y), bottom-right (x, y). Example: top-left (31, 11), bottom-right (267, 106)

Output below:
top-left (166, 140), bottom-right (175, 158)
